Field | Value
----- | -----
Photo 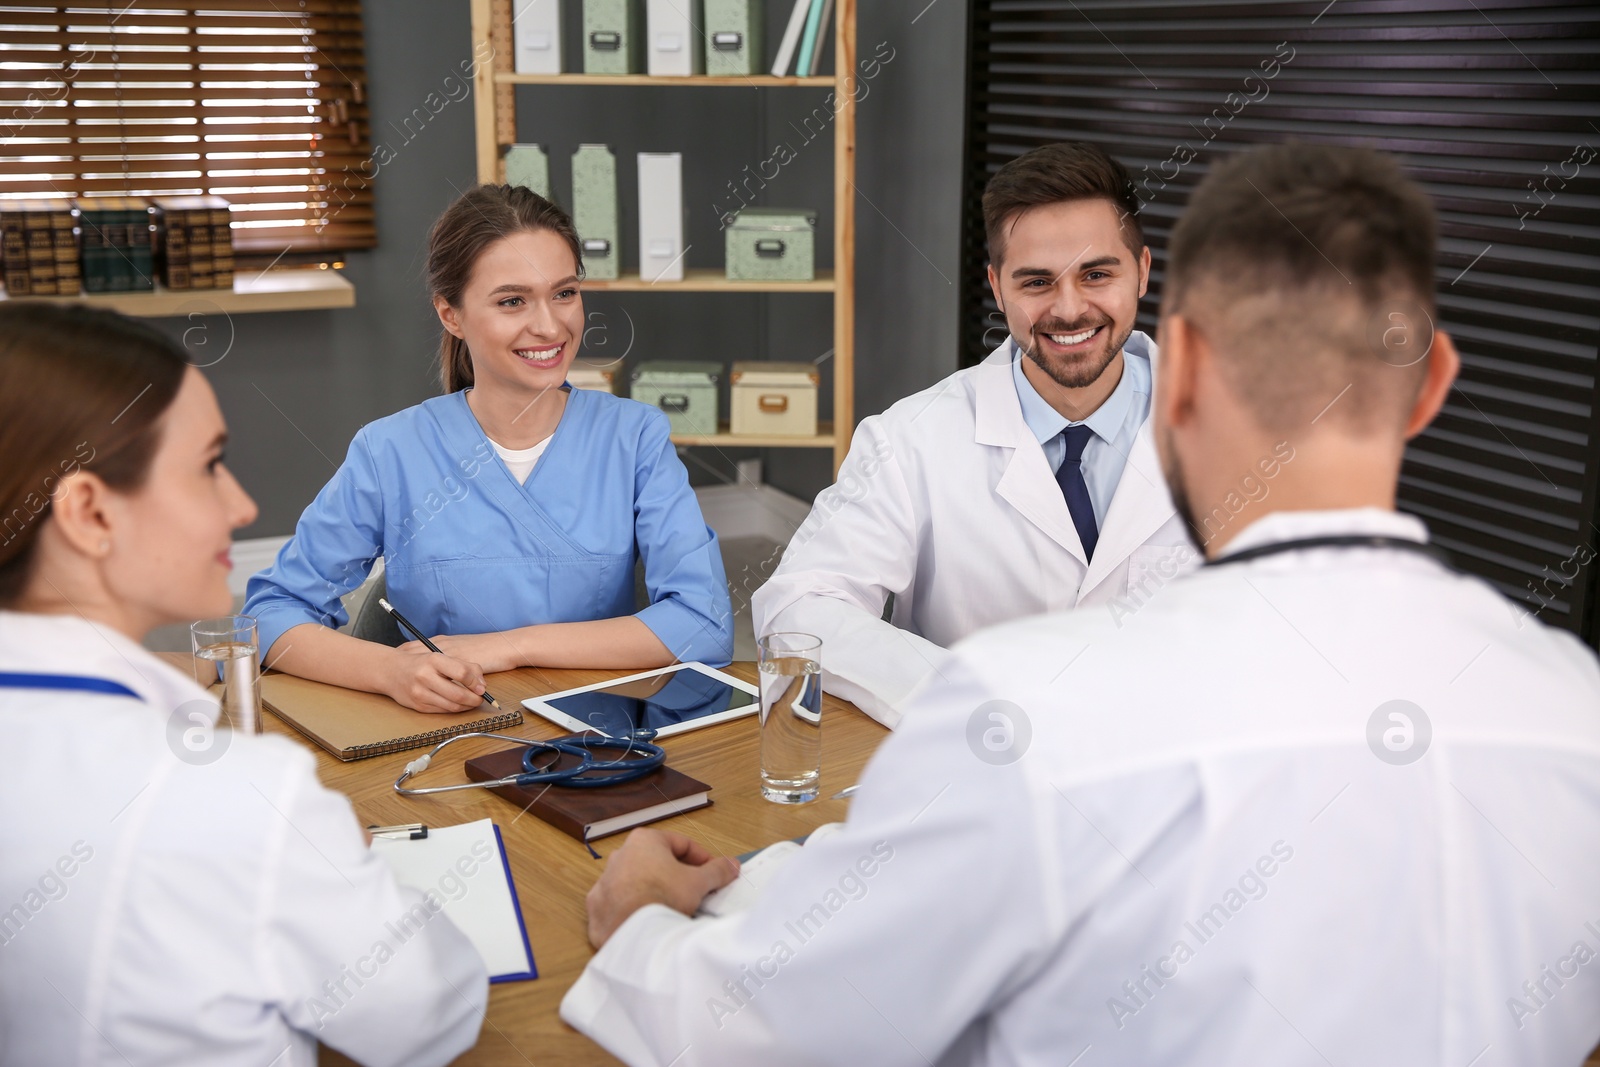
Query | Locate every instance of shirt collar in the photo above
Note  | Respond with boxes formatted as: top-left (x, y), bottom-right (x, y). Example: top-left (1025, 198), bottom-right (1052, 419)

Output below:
top-left (1010, 337), bottom-right (1142, 447)
top-left (1217, 508), bottom-right (1430, 560)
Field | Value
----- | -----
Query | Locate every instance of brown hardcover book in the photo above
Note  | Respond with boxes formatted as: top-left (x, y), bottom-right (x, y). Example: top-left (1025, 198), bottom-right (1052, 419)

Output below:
top-left (187, 224), bottom-right (213, 258)
top-left (258, 671), bottom-right (523, 761)
top-left (464, 744), bottom-right (712, 842)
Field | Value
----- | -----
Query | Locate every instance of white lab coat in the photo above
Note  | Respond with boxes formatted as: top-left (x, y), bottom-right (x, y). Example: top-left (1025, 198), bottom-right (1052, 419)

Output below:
top-left (0, 611), bottom-right (488, 1067)
top-left (564, 509), bottom-right (1600, 1067)
top-left (752, 334), bottom-right (1196, 727)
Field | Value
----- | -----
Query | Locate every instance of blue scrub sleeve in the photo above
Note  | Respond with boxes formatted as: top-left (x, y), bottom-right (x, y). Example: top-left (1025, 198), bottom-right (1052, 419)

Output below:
top-left (630, 412), bottom-right (735, 666)
top-left (243, 430), bottom-right (386, 657)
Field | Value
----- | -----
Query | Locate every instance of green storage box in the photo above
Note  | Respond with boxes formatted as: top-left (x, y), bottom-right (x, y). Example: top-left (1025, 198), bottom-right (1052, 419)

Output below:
top-left (725, 207), bottom-right (816, 282)
top-left (704, 0), bottom-right (763, 76)
top-left (631, 360), bottom-right (721, 436)
top-left (572, 144), bottom-right (619, 280)
top-left (583, 0), bottom-right (643, 74)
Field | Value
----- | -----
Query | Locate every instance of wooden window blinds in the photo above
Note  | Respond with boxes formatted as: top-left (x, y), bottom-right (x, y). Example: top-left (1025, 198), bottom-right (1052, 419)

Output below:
top-left (960, 0), bottom-right (1600, 642)
top-left (0, 0), bottom-right (373, 255)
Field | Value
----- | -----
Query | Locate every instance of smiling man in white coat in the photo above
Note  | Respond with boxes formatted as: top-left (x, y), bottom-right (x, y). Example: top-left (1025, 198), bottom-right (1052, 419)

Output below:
top-left (754, 142), bottom-right (1198, 727)
top-left (562, 144), bottom-right (1600, 1066)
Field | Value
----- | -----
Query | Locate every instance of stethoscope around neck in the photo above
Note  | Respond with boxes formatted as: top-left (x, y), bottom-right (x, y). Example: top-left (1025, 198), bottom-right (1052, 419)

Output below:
top-left (392, 729), bottom-right (666, 797)
top-left (1203, 534), bottom-right (1452, 570)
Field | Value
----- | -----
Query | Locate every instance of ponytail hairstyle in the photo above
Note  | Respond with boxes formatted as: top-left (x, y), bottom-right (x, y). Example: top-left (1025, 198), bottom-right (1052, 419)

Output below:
top-left (425, 184), bottom-right (585, 393)
top-left (0, 303), bottom-right (187, 605)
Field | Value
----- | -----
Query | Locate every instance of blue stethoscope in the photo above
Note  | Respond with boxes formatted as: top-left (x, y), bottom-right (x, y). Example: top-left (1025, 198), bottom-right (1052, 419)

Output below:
top-left (392, 729), bottom-right (667, 797)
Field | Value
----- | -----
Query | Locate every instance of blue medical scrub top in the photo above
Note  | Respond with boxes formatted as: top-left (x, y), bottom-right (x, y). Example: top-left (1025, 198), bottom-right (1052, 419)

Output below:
top-left (243, 387), bottom-right (734, 665)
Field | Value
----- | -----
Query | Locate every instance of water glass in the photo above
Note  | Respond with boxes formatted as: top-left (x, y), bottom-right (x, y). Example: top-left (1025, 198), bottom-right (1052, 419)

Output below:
top-left (758, 632), bottom-right (822, 804)
top-left (191, 614), bottom-right (263, 734)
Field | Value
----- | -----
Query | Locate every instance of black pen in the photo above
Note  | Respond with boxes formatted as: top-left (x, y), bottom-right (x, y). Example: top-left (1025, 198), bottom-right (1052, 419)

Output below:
top-left (378, 597), bottom-right (506, 712)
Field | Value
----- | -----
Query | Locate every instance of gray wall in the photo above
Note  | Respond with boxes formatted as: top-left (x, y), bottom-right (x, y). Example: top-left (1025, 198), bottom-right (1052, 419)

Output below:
top-left (148, 0), bottom-right (966, 539)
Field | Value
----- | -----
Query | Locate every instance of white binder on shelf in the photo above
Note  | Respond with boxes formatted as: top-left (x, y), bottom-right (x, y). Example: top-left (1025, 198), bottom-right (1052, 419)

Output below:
top-left (646, 0), bottom-right (703, 76)
top-left (513, 0), bottom-right (563, 74)
top-left (771, 0), bottom-right (811, 77)
top-left (637, 152), bottom-right (685, 282)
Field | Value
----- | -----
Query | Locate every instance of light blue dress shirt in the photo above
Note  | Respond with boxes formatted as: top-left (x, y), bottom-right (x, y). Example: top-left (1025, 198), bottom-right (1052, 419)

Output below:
top-left (1010, 332), bottom-right (1154, 524)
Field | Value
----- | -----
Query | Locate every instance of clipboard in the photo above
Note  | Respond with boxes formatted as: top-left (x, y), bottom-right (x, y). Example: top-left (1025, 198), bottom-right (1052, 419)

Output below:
top-left (370, 819), bottom-right (537, 983)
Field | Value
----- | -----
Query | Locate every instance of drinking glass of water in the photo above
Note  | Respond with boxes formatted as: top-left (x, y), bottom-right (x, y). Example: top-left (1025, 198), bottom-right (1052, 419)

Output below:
top-left (758, 632), bottom-right (822, 804)
top-left (191, 615), bottom-right (263, 734)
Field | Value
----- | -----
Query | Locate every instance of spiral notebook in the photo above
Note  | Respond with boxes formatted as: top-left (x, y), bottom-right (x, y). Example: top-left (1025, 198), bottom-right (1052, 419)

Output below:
top-left (259, 672), bottom-right (522, 761)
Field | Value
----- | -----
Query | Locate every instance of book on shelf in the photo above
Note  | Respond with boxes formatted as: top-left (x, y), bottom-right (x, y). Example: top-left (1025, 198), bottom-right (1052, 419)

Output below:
top-left (771, 0), bottom-right (811, 76)
top-left (807, 0), bottom-right (834, 76)
top-left (0, 200), bottom-right (80, 297)
top-left (795, 0), bottom-right (827, 78)
top-left (77, 198), bottom-right (156, 294)
top-left (153, 196), bottom-right (234, 291)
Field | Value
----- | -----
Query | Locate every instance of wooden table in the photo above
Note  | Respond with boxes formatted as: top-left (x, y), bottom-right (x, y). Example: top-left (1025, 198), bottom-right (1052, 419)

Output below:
top-left (223, 660), bottom-right (887, 1066)
top-left (166, 656), bottom-right (1600, 1067)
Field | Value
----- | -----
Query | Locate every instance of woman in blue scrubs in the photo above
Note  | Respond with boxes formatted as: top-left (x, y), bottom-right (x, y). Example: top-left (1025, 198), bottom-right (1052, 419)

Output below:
top-left (244, 186), bottom-right (734, 712)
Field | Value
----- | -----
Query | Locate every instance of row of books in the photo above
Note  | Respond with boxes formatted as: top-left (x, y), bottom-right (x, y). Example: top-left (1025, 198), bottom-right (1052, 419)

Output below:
top-left (0, 202), bottom-right (79, 297)
top-left (0, 196), bottom-right (235, 297)
top-left (771, 0), bottom-right (835, 78)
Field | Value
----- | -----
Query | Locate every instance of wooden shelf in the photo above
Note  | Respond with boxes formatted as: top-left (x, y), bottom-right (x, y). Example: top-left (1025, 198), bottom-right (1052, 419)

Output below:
top-left (671, 421), bottom-right (835, 449)
top-left (472, 0), bottom-right (856, 473)
top-left (495, 73), bottom-right (835, 88)
top-left (0, 268), bottom-right (354, 317)
top-left (584, 268), bottom-right (833, 293)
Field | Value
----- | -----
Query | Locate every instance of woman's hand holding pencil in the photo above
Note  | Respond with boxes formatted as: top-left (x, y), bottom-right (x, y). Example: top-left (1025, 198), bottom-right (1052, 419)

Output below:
top-left (380, 598), bottom-right (507, 715)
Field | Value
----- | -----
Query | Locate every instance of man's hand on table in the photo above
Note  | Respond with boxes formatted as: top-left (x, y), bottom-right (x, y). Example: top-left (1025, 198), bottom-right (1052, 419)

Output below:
top-left (586, 828), bottom-right (740, 948)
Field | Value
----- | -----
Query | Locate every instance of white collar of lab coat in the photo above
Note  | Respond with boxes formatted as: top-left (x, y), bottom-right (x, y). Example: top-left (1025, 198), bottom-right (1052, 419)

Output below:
top-left (973, 334), bottom-right (1179, 590)
top-left (1216, 507), bottom-right (1430, 561)
top-left (0, 610), bottom-right (218, 720)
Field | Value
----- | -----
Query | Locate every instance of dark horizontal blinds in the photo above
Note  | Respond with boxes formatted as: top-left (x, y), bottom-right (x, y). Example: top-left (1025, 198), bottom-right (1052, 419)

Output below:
top-left (961, 0), bottom-right (1600, 641)
top-left (0, 0), bottom-right (374, 253)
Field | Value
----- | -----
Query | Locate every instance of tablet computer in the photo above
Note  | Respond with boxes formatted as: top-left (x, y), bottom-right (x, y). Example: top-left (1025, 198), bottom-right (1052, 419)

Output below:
top-left (522, 662), bottom-right (760, 739)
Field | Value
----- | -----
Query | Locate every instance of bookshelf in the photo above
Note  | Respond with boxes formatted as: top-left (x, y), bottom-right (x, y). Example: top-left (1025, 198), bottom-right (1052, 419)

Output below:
top-left (0, 268), bottom-right (355, 317)
top-left (467, 0), bottom-right (856, 473)
top-left (495, 73), bottom-right (834, 88)
top-left (579, 268), bottom-right (835, 293)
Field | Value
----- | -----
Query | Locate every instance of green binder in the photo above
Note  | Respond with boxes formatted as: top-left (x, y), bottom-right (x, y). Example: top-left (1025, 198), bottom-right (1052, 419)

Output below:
top-left (572, 144), bottom-right (619, 280)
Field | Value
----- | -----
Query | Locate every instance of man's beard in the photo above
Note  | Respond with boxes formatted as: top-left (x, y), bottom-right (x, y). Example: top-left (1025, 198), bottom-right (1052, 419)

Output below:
top-left (1019, 316), bottom-right (1134, 390)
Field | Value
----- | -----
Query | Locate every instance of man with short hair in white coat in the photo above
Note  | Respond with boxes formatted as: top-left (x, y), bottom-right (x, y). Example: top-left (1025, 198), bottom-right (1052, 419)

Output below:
top-left (562, 143), bottom-right (1600, 1065)
top-left (754, 142), bottom-right (1199, 727)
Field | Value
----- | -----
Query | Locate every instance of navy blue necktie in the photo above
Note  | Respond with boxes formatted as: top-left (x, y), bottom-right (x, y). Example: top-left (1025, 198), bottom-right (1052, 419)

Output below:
top-left (1055, 424), bottom-right (1099, 563)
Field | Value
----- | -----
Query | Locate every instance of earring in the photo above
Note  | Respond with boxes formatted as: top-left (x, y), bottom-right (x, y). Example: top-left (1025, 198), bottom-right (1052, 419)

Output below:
top-left (100, 540), bottom-right (110, 553)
